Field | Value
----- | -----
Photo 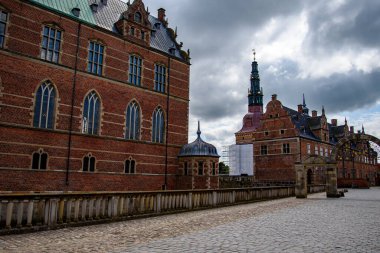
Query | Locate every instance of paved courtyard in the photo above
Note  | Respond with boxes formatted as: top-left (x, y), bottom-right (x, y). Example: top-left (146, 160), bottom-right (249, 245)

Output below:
top-left (0, 188), bottom-right (379, 253)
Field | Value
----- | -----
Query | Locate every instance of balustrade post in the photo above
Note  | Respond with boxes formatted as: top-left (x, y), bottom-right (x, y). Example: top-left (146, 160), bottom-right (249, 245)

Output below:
top-left (118, 197), bottom-right (124, 216)
top-left (74, 199), bottom-right (80, 222)
top-left (5, 201), bottom-right (14, 229)
top-left (81, 199), bottom-right (87, 221)
top-left (66, 199), bottom-right (73, 223)
top-left (88, 199), bottom-right (95, 220)
top-left (107, 197), bottom-right (113, 218)
top-left (16, 201), bottom-right (24, 228)
top-left (113, 197), bottom-right (119, 217)
top-left (212, 191), bottom-right (217, 206)
top-left (26, 200), bottom-right (34, 227)
top-left (156, 194), bottom-right (161, 213)
top-left (188, 192), bottom-right (192, 209)
top-left (95, 198), bottom-right (101, 219)
top-left (58, 199), bottom-right (65, 224)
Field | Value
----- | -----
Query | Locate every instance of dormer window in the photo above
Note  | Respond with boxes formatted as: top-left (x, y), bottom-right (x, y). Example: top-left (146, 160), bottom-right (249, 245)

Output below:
top-left (154, 23), bottom-right (161, 29)
top-left (134, 12), bottom-right (142, 23)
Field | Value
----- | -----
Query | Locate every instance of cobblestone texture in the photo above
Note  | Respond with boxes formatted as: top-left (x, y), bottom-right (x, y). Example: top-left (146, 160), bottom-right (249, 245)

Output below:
top-left (1, 188), bottom-right (380, 252)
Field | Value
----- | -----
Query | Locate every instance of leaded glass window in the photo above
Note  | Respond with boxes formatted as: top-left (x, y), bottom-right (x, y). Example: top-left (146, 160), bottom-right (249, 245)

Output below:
top-left (32, 149), bottom-right (48, 170)
top-left (154, 64), bottom-right (166, 93)
top-left (83, 154), bottom-right (95, 172)
top-left (40, 26), bottom-right (62, 63)
top-left (129, 55), bottom-right (142, 86)
top-left (0, 10), bottom-right (8, 48)
top-left (33, 81), bottom-right (56, 129)
top-left (125, 159), bottom-right (136, 174)
top-left (87, 41), bottom-right (104, 75)
top-left (82, 91), bottom-right (100, 135)
top-left (126, 101), bottom-right (140, 140)
top-left (152, 107), bottom-right (164, 143)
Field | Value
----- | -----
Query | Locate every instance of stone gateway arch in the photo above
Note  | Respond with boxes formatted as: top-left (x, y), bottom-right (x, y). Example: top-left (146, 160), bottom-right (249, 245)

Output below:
top-left (295, 133), bottom-right (380, 198)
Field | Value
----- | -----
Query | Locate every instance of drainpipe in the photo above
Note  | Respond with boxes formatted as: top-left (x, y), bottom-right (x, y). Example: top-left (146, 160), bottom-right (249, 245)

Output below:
top-left (164, 57), bottom-right (171, 190)
top-left (65, 22), bottom-right (82, 186)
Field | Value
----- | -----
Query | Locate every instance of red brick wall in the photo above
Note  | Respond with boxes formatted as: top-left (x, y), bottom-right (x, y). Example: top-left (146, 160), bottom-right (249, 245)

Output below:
top-left (0, 0), bottom-right (191, 191)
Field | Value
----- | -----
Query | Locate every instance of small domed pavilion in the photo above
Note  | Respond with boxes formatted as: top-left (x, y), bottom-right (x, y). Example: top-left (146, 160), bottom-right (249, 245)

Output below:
top-left (177, 121), bottom-right (220, 189)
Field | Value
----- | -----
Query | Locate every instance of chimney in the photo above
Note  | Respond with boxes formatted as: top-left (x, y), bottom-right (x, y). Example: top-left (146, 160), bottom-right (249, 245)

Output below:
top-left (350, 126), bottom-right (354, 133)
top-left (331, 119), bottom-right (337, 126)
top-left (90, 3), bottom-right (98, 12)
top-left (72, 7), bottom-right (80, 17)
top-left (271, 94), bottom-right (277, 101)
top-left (312, 110), bottom-right (317, 117)
top-left (297, 104), bottom-right (303, 113)
top-left (101, 0), bottom-right (108, 5)
top-left (158, 8), bottom-right (166, 22)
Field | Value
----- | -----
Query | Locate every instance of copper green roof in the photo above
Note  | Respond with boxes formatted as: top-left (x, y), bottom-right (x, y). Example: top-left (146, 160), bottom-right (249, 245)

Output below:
top-left (29, 0), bottom-right (186, 60)
top-left (31, 0), bottom-right (97, 25)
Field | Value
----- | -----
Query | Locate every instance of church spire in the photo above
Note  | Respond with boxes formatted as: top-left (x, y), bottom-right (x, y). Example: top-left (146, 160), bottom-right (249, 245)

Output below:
top-left (197, 120), bottom-right (201, 138)
top-left (302, 93), bottom-right (309, 115)
top-left (322, 105), bottom-right (325, 116)
top-left (248, 49), bottom-right (263, 107)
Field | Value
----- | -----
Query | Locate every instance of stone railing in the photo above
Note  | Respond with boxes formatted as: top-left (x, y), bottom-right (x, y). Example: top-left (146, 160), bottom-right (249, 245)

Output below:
top-left (307, 184), bottom-right (326, 193)
top-left (0, 186), bottom-right (295, 235)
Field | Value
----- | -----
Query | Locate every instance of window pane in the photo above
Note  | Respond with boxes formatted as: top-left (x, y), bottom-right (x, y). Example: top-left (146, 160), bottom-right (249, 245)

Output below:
top-left (43, 26), bottom-right (49, 36)
top-left (89, 42), bottom-right (94, 50)
top-left (125, 160), bottom-right (130, 173)
top-left (131, 160), bottom-right (135, 173)
top-left (83, 157), bottom-right (89, 171)
top-left (54, 40), bottom-right (60, 51)
top-left (50, 29), bottom-right (55, 38)
top-left (56, 31), bottom-right (61, 40)
top-left (0, 23), bottom-right (5, 35)
top-left (42, 37), bottom-right (48, 49)
top-left (90, 157), bottom-right (95, 172)
top-left (32, 153), bottom-right (40, 170)
top-left (40, 153), bottom-right (48, 170)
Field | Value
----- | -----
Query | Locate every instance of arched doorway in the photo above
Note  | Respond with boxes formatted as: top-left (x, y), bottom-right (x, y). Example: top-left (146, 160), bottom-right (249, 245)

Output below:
top-left (307, 169), bottom-right (313, 185)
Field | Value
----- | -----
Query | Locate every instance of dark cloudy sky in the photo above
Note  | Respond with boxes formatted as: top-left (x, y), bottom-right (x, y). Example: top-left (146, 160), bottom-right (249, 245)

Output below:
top-left (141, 0), bottom-right (380, 152)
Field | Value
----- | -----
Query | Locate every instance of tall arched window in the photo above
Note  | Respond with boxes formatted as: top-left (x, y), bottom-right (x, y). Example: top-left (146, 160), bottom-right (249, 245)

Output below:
top-left (152, 107), bottom-right (164, 143)
top-left (33, 80), bottom-right (56, 129)
top-left (126, 101), bottom-right (140, 140)
top-left (82, 91), bottom-right (100, 135)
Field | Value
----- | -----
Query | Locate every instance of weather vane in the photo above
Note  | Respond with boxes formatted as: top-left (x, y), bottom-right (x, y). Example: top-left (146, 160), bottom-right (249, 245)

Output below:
top-left (252, 49), bottom-right (256, 61)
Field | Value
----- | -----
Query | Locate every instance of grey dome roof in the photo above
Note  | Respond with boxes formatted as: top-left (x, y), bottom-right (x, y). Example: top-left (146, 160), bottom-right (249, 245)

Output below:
top-left (178, 122), bottom-right (220, 157)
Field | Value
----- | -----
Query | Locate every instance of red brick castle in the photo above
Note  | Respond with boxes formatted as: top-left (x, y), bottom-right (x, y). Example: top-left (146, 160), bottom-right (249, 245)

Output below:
top-left (0, 0), bottom-right (219, 192)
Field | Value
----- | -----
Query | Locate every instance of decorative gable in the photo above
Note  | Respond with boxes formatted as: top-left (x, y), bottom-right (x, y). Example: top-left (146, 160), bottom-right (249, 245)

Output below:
top-left (115, 0), bottom-right (152, 46)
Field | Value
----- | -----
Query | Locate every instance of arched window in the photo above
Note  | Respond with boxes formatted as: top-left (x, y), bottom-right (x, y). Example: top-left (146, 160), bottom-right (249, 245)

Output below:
top-left (134, 12), bottom-right (142, 23)
top-left (126, 101), bottom-right (140, 140)
top-left (32, 149), bottom-right (48, 170)
top-left (82, 91), bottom-right (100, 135)
top-left (152, 107), bottom-right (164, 143)
top-left (83, 153), bottom-right (95, 172)
top-left (125, 158), bottom-right (136, 174)
top-left (33, 80), bottom-right (56, 129)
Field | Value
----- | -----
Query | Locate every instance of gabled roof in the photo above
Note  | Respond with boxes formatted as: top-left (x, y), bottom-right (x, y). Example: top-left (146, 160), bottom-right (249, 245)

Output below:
top-left (30, 0), bottom-right (186, 61)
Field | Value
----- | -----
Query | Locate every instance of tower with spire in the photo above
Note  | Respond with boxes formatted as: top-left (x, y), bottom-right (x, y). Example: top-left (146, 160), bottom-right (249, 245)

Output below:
top-left (248, 50), bottom-right (263, 112)
top-left (236, 50), bottom-right (264, 135)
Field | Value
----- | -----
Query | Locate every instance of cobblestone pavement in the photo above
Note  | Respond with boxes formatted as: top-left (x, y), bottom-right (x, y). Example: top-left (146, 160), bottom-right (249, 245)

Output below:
top-left (1, 188), bottom-right (379, 253)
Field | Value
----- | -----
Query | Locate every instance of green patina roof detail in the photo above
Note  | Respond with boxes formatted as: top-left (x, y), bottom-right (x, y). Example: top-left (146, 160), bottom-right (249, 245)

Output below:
top-left (30, 0), bottom-right (97, 25)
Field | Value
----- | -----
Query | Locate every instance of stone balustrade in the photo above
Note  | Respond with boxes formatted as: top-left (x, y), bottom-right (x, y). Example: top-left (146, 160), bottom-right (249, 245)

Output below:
top-left (0, 186), bottom-right (295, 234)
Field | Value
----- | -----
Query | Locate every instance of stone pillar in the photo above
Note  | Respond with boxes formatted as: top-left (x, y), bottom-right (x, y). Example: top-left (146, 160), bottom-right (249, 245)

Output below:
top-left (188, 192), bottom-right (192, 210)
top-left (16, 201), bottom-right (24, 228)
top-left (5, 201), bottom-right (14, 229)
top-left (326, 166), bottom-right (339, 198)
top-left (295, 164), bottom-right (307, 198)
top-left (58, 199), bottom-right (65, 224)
top-left (26, 200), bottom-right (34, 227)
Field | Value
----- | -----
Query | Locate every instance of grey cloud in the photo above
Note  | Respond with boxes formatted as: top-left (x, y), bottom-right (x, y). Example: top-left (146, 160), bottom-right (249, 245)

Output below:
top-left (305, 0), bottom-right (380, 50)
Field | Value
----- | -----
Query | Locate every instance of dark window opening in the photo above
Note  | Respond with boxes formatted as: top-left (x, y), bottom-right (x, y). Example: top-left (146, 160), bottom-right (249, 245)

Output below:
top-left (125, 159), bottom-right (136, 174)
top-left (283, 143), bottom-right (290, 154)
top-left (261, 145), bottom-right (268, 155)
top-left (198, 161), bottom-right (203, 175)
top-left (32, 150), bottom-right (48, 170)
top-left (83, 154), bottom-right (95, 172)
top-left (184, 161), bottom-right (188, 175)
